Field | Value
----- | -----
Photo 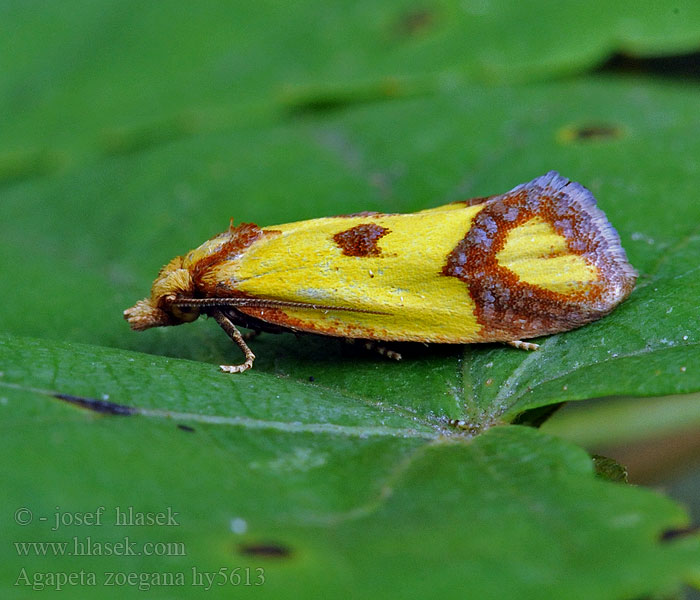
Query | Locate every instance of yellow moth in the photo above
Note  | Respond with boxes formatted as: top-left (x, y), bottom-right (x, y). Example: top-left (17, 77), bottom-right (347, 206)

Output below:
top-left (125, 172), bottom-right (636, 373)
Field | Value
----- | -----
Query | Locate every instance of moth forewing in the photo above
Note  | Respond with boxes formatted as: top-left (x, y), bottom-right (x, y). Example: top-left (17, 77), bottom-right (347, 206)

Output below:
top-left (124, 171), bottom-right (636, 373)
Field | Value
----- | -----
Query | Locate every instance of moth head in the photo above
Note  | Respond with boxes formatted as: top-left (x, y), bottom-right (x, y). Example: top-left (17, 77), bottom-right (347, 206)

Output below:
top-left (124, 256), bottom-right (200, 330)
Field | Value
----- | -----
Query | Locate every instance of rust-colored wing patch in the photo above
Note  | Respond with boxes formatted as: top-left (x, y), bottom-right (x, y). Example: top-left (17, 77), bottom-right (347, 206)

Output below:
top-left (333, 223), bottom-right (391, 257)
top-left (443, 171), bottom-right (636, 341)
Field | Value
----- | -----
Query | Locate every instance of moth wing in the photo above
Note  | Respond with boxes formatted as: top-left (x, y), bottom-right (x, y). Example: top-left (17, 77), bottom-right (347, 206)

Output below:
top-left (224, 207), bottom-right (486, 342)
top-left (442, 171), bottom-right (637, 340)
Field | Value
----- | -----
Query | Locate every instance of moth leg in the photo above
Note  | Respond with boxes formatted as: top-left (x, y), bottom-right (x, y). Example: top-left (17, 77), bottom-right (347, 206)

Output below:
top-left (507, 340), bottom-right (540, 351)
top-left (367, 341), bottom-right (402, 361)
top-left (211, 310), bottom-right (256, 373)
top-left (345, 338), bottom-right (402, 361)
top-left (242, 329), bottom-right (261, 342)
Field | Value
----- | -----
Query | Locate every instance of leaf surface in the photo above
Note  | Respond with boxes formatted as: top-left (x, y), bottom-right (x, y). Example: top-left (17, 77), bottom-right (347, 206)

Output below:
top-left (2, 334), bottom-right (698, 599)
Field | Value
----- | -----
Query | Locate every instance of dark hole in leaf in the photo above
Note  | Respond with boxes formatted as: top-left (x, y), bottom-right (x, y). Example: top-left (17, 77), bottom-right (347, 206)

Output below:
top-left (53, 393), bottom-right (135, 416)
top-left (600, 51), bottom-right (700, 80)
top-left (287, 95), bottom-right (354, 115)
top-left (239, 543), bottom-right (292, 558)
top-left (660, 525), bottom-right (700, 542)
top-left (177, 424), bottom-right (195, 433)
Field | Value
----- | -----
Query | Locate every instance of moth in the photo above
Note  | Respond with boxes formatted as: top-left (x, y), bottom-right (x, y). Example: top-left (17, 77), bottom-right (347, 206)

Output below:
top-left (124, 171), bottom-right (637, 373)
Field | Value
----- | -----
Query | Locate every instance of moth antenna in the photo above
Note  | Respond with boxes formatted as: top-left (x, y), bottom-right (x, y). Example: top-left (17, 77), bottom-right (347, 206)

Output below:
top-left (168, 296), bottom-right (387, 315)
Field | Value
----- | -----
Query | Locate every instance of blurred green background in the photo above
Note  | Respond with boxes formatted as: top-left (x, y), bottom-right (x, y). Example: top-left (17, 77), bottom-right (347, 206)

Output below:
top-left (2, 1), bottom-right (700, 597)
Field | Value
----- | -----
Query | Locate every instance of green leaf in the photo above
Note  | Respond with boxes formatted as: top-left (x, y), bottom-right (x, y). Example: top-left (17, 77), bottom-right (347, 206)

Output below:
top-left (3, 3), bottom-right (700, 597)
top-left (4, 1), bottom-right (700, 159)
top-left (2, 334), bottom-right (699, 599)
top-left (3, 77), bottom-right (700, 423)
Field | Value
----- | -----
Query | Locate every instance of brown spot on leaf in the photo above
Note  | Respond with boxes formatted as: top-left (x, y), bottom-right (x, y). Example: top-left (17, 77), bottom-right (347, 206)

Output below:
top-left (394, 8), bottom-right (435, 37)
top-left (239, 543), bottom-right (292, 558)
top-left (333, 223), bottom-right (390, 257)
top-left (558, 123), bottom-right (623, 144)
top-left (575, 125), bottom-right (620, 140)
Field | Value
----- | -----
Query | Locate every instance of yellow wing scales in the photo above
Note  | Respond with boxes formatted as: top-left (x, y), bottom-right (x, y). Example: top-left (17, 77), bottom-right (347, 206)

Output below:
top-left (213, 205), bottom-right (486, 342)
top-left (496, 216), bottom-right (598, 294)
